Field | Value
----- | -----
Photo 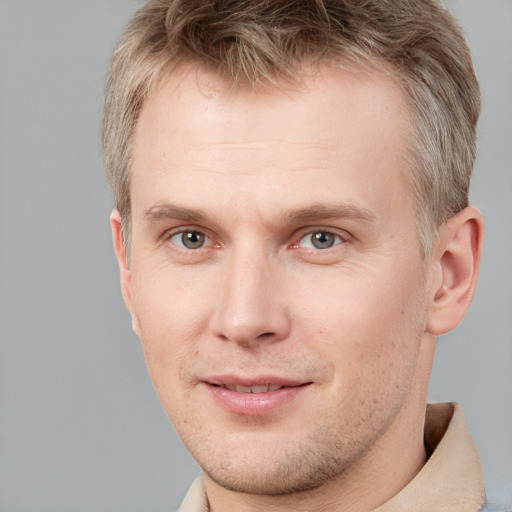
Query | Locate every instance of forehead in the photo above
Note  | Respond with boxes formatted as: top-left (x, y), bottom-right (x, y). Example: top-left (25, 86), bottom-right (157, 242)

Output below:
top-left (130, 63), bottom-right (412, 223)
top-left (136, 62), bottom-right (408, 147)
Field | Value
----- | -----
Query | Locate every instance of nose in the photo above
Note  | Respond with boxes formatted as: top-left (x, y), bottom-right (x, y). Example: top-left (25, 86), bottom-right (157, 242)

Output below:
top-left (210, 250), bottom-right (291, 347)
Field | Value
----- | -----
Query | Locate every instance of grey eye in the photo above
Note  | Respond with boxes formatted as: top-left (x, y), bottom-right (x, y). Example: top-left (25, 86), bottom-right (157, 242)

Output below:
top-left (298, 231), bottom-right (340, 250)
top-left (311, 231), bottom-right (336, 249)
top-left (172, 230), bottom-right (207, 249)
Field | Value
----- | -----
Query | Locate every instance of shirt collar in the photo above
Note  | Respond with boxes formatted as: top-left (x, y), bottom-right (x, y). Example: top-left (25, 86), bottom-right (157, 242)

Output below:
top-left (376, 402), bottom-right (485, 512)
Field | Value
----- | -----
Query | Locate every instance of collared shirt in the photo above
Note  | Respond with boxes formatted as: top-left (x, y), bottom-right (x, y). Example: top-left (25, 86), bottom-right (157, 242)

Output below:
top-left (177, 402), bottom-right (486, 512)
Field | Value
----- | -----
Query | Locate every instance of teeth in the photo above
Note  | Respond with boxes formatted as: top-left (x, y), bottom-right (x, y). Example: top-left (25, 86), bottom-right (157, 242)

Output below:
top-left (224, 384), bottom-right (283, 393)
top-left (250, 385), bottom-right (269, 393)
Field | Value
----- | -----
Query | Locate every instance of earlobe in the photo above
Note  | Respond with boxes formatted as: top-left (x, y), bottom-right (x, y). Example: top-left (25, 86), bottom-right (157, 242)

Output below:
top-left (426, 206), bottom-right (484, 336)
top-left (110, 209), bottom-right (135, 319)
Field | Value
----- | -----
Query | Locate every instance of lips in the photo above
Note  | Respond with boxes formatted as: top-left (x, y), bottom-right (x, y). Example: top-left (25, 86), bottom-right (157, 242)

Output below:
top-left (219, 383), bottom-right (284, 393)
top-left (203, 376), bottom-right (311, 416)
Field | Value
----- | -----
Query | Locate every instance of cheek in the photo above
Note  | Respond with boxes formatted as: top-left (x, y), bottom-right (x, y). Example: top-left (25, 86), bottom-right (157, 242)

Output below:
top-left (295, 264), bottom-right (427, 381)
top-left (130, 268), bottom-right (212, 392)
top-left (132, 259), bottom-right (212, 333)
top-left (298, 267), bottom-right (422, 338)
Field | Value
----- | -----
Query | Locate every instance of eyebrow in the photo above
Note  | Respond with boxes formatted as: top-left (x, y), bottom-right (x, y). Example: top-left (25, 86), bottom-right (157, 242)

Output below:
top-left (143, 204), bottom-right (206, 223)
top-left (143, 202), bottom-right (376, 226)
top-left (284, 203), bottom-right (376, 224)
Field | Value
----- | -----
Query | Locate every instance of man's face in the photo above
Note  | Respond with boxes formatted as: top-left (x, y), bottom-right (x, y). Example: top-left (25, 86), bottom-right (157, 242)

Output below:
top-left (121, 65), bottom-right (436, 495)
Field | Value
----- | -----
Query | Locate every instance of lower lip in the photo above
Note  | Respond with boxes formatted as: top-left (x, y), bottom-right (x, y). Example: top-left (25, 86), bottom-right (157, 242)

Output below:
top-left (204, 384), bottom-right (310, 416)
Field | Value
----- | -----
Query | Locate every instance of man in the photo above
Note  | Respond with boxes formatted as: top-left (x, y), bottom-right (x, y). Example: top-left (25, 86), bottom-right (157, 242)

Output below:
top-left (103, 1), bottom-right (487, 510)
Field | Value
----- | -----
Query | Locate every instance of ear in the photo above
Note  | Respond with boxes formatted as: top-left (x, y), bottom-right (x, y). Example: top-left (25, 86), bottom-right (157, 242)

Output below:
top-left (110, 209), bottom-right (140, 335)
top-left (426, 206), bottom-right (484, 335)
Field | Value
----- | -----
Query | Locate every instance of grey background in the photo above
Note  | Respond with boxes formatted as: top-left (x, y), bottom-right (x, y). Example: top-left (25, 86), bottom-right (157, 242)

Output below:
top-left (0, 0), bottom-right (510, 510)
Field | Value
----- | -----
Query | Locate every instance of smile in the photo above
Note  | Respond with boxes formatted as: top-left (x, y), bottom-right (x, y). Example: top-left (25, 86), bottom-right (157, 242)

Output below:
top-left (219, 384), bottom-right (284, 393)
top-left (204, 378), bottom-right (311, 416)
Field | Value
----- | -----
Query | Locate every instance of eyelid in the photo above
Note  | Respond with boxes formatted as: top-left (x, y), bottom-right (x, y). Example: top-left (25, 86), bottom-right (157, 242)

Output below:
top-left (163, 226), bottom-right (213, 250)
top-left (161, 224), bottom-right (350, 252)
top-left (291, 227), bottom-right (350, 250)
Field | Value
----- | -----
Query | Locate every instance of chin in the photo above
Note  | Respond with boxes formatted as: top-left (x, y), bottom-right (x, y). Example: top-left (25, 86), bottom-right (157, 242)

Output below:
top-left (195, 432), bottom-right (360, 497)
top-left (205, 465), bottom-right (337, 496)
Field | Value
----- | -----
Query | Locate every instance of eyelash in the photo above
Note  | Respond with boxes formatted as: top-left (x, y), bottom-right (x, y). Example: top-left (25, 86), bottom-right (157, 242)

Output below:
top-left (165, 228), bottom-right (214, 251)
top-left (163, 227), bottom-right (348, 254)
top-left (293, 230), bottom-right (346, 251)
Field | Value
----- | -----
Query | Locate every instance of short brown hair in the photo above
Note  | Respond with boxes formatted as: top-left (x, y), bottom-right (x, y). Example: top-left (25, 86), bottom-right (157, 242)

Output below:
top-left (102, 0), bottom-right (480, 255)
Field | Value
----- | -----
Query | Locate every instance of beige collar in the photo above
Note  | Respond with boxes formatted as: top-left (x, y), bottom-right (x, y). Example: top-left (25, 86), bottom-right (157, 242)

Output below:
top-left (376, 402), bottom-right (485, 511)
top-left (178, 402), bottom-right (485, 512)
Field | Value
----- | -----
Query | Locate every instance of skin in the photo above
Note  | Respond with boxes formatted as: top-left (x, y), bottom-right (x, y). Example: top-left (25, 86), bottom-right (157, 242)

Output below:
top-left (111, 64), bottom-right (483, 512)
